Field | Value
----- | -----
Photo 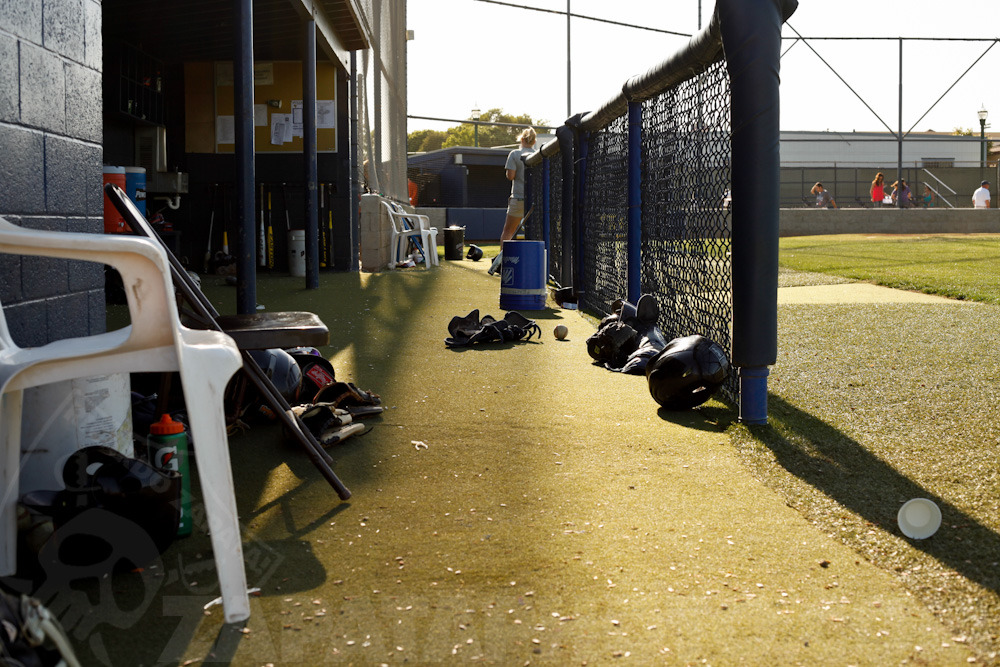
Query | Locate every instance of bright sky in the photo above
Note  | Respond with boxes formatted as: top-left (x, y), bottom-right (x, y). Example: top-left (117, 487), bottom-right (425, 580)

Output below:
top-left (406, 0), bottom-right (1000, 136)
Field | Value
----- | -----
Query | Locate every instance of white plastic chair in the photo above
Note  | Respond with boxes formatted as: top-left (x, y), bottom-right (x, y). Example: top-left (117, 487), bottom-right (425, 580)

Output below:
top-left (0, 217), bottom-right (251, 623)
top-left (385, 202), bottom-right (438, 268)
top-left (382, 200), bottom-right (423, 268)
top-left (411, 211), bottom-right (440, 267)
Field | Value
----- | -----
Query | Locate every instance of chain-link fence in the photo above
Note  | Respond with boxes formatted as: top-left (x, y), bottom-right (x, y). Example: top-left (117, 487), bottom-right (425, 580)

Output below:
top-left (524, 0), bottom-right (793, 413)
top-left (640, 59), bottom-right (734, 396)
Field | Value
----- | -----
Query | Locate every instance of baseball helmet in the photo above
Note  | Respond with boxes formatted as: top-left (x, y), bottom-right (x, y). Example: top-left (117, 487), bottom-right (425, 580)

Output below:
top-left (466, 244), bottom-right (483, 261)
top-left (247, 348), bottom-right (303, 404)
top-left (645, 335), bottom-right (729, 410)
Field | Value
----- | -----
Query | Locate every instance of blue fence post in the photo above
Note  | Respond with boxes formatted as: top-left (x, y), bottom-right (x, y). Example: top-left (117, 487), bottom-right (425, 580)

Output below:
top-left (524, 164), bottom-right (533, 229)
top-left (627, 100), bottom-right (642, 304)
top-left (542, 156), bottom-right (551, 258)
top-left (719, 0), bottom-right (786, 424)
top-left (556, 123), bottom-right (576, 293)
top-left (575, 129), bottom-right (589, 303)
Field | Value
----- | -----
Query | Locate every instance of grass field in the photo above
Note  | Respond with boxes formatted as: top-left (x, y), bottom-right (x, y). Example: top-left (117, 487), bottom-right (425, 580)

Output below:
top-left (779, 234), bottom-right (1000, 305)
top-left (736, 233), bottom-right (1000, 661)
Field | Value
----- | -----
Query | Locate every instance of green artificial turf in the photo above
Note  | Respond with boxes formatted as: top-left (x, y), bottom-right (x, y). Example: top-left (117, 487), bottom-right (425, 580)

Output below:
top-left (32, 251), bottom-right (987, 666)
top-left (19, 235), bottom-right (1000, 665)
top-left (779, 233), bottom-right (1000, 304)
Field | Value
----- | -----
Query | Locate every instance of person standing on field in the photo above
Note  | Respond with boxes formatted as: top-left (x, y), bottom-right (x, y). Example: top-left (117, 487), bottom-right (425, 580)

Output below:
top-left (972, 180), bottom-right (991, 208)
top-left (489, 127), bottom-right (537, 275)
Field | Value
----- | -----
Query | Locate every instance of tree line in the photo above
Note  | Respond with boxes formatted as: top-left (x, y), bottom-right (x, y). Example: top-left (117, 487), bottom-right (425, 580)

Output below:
top-left (408, 108), bottom-right (546, 153)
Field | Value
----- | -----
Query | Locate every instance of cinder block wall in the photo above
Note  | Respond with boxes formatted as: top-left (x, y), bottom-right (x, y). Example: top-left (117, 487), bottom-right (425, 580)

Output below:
top-left (0, 1), bottom-right (105, 346)
top-left (359, 194), bottom-right (392, 272)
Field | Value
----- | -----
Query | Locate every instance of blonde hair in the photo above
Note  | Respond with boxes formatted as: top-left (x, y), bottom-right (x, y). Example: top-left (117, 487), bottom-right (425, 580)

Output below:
top-left (518, 127), bottom-right (536, 146)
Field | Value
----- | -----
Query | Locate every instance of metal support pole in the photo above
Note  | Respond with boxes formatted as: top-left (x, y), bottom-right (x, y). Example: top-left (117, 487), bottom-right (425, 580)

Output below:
top-left (303, 19), bottom-right (319, 288)
top-left (626, 101), bottom-right (642, 304)
top-left (556, 124), bottom-right (575, 293)
top-left (574, 127), bottom-right (588, 302)
top-left (719, 0), bottom-right (782, 424)
top-left (349, 52), bottom-right (360, 271)
top-left (566, 0), bottom-right (571, 118)
top-left (897, 37), bottom-right (903, 208)
top-left (234, 0), bottom-right (257, 314)
top-left (541, 156), bottom-right (550, 257)
top-left (980, 118), bottom-right (987, 172)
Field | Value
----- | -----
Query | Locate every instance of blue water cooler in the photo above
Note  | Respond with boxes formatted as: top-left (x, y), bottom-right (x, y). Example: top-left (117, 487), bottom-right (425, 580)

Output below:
top-left (499, 240), bottom-right (547, 310)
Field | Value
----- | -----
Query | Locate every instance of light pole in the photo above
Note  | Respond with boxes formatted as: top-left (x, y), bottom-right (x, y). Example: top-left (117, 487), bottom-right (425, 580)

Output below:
top-left (471, 107), bottom-right (481, 147)
top-left (978, 106), bottom-right (988, 170)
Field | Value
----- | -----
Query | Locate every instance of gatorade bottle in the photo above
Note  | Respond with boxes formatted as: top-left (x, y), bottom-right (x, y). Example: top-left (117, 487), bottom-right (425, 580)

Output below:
top-left (148, 414), bottom-right (192, 537)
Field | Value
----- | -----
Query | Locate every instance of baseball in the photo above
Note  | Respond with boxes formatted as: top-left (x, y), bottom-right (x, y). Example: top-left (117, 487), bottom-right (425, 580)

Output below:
top-left (553, 324), bottom-right (568, 340)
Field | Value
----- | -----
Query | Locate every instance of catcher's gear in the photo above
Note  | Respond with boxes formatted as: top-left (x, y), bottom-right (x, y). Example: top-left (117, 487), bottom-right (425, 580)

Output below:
top-left (312, 381), bottom-right (382, 411)
top-left (289, 350), bottom-right (337, 403)
top-left (290, 403), bottom-right (365, 447)
top-left (445, 310), bottom-right (541, 347)
top-left (646, 334), bottom-right (729, 410)
top-left (586, 294), bottom-right (667, 374)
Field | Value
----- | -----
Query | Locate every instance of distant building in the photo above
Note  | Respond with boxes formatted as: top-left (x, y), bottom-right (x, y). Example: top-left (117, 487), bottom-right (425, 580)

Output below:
top-left (780, 131), bottom-right (985, 168)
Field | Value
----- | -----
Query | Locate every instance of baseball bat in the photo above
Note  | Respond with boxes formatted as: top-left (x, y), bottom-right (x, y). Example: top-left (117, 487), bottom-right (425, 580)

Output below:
top-left (203, 184), bottom-right (215, 273)
top-left (266, 189), bottom-right (275, 269)
top-left (319, 183), bottom-right (328, 267)
top-left (282, 183), bottom-right (291, 231)
top-left (258, 184), bottom-right (266, 267)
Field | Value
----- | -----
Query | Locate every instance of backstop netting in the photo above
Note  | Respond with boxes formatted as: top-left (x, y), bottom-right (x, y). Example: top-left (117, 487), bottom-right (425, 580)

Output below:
top-left (525, 0), bottom-right (795, 421)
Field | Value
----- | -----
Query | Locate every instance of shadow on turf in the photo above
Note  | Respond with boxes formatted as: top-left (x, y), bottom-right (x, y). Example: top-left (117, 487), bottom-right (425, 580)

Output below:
top-left (748, 394), bottom-right (1000, 595)
top-left (656, 403), bottom-right (735, 433)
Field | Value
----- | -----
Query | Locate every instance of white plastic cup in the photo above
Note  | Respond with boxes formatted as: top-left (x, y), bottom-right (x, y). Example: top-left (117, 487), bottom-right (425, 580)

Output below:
top-left (897, 498), bottom-right (941, 539)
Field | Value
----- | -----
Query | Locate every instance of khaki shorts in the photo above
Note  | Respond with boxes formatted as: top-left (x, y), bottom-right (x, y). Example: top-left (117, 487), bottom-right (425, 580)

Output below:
top-left (506, 196), bottom-right (524, 218)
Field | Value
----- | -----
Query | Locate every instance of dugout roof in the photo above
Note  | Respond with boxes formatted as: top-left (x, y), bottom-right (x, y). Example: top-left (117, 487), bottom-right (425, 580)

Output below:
top-left (103, 0), bottom-right (370, 69)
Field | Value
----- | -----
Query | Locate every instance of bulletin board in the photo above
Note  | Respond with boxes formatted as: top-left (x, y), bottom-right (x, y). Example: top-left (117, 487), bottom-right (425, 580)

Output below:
top-left (213, 60), bottom-right (337, 153)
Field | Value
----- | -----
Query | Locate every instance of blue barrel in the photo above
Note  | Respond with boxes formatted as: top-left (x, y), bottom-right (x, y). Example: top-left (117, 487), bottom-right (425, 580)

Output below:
top-left (499, 240), bottom-right (547, 310)
top-left (124, 166), bottom-right (147, 216)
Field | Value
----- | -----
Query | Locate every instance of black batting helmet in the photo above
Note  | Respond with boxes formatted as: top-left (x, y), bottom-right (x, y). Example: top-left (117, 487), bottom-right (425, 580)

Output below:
top-left (646, 335), bottom-right (729, 410)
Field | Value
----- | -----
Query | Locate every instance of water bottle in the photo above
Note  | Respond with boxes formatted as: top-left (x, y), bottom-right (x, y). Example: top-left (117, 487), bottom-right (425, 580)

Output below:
top-left (148, 414), bottom-right (192, 537)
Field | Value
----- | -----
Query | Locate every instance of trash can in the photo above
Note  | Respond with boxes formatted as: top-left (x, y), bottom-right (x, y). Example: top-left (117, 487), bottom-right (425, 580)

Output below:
top-left (288, 230), bottom-right (306, 276)
top-left (444, 226), bottom-right (465, 260)
top-left (499, 240), bottom-right (547, 310)
top-left (19, 374), bottom-right (134, 494)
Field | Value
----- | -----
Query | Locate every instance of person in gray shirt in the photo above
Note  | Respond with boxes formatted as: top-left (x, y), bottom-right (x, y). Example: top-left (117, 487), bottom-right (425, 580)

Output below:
top-left (489, 127), bottom-right (537, 274)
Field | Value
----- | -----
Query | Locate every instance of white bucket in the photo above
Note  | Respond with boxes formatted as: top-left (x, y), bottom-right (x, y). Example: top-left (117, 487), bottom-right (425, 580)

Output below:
top-left (19, 373), bottom-right (133, 493)
top-left (289, 230), bottom-right (306, 277)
